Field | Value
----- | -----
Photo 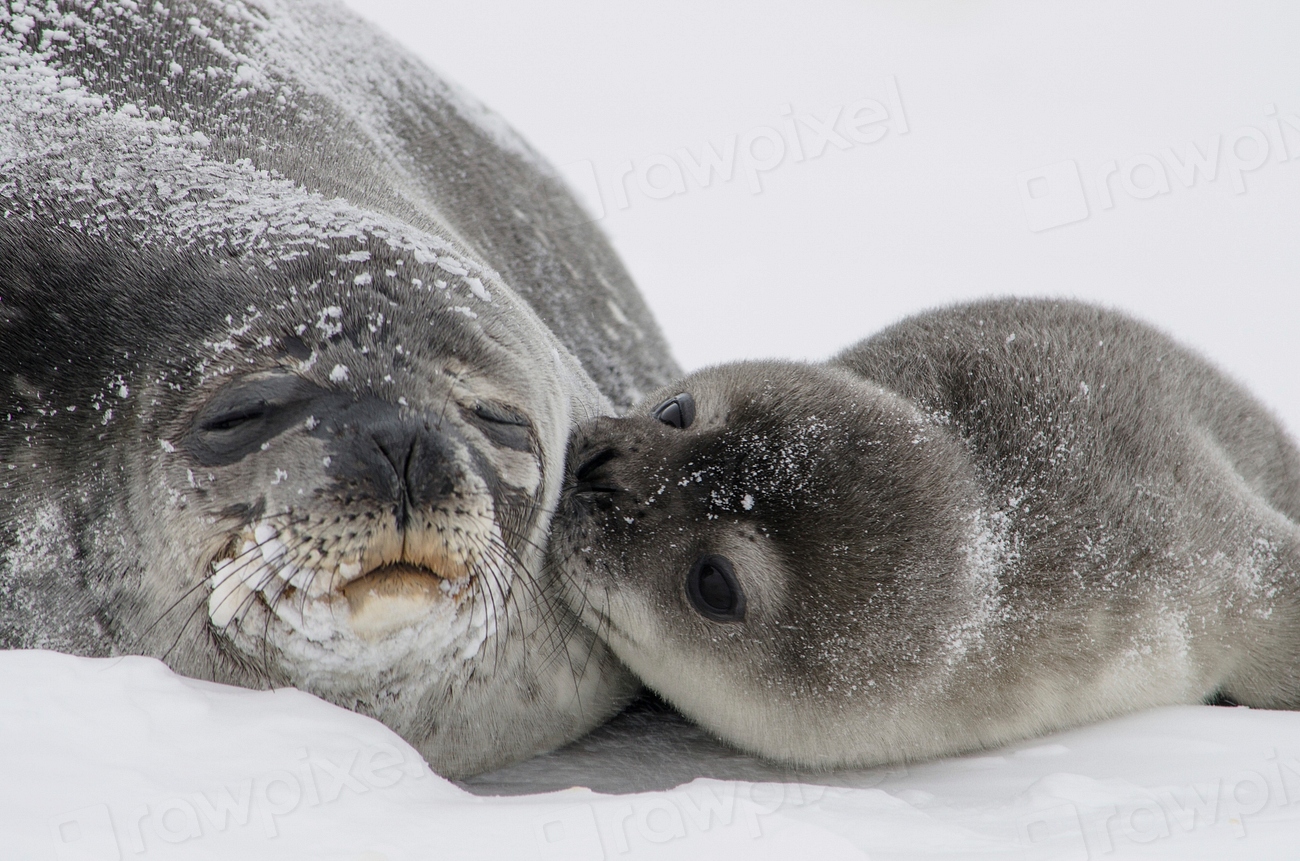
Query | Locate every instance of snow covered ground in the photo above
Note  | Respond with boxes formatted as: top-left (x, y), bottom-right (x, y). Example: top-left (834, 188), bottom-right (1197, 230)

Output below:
top-left (10, 2), bottom-right (1300, 859)
top-left (10, 651), bottom-right (1300, 859)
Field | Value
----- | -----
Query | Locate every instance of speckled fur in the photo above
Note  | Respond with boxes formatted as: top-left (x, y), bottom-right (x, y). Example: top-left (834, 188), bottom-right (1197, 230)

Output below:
top-left (0, 0), bottom-right (679, 777)
top-left (552, 298), bottom-right (1300, 769)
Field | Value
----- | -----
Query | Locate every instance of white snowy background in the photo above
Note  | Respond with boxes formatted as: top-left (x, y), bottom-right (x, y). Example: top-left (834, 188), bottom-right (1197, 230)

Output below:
top-left (347, 0), bottom-right (1300, 434)
top-left (10, 2), bottom-right (1300, 859)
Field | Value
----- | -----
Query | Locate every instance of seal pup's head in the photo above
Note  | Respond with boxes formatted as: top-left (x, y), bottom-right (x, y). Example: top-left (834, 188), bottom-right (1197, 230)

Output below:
top-left (553, 361), bottom-right (1005, 768)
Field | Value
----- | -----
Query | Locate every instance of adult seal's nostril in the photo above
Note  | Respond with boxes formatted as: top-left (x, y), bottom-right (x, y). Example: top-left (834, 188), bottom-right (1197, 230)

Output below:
top-left (652, 393), bottom-right (695, 429)
top-left (370, 431), bottom-right (423, 528)
top-left (371, 434), bottom-right (417, 491)
top-left (0, 0), bottom-right (680, 781)
top-left (403, 429), bottom-right (461, 509)
top-left (330, 406), bottom-right (461, 520)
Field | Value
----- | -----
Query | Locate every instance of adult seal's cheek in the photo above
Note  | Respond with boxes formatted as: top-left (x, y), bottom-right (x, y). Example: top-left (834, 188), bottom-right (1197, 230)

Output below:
top-left (0, 0), bottom-right (676, 778)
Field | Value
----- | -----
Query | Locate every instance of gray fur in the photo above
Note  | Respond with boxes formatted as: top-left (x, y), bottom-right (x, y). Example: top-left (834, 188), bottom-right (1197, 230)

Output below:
top-left (552, 298), bottom-right (1300, 769)
top-left (0, 0), bottom-right (680, 777)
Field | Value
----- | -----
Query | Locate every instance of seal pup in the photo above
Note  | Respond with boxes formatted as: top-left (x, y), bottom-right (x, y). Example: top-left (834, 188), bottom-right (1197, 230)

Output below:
top-left (0, 0), bottom-right (678, 777)
top-left (553, 298), bottom-right (1300, 769)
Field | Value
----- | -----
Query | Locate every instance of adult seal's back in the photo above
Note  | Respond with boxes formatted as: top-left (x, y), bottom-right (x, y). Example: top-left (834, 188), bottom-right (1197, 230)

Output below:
top-left (554, 299), bottom-right (1300, 769)
top-left (0, 0), bottom-right (678, 777)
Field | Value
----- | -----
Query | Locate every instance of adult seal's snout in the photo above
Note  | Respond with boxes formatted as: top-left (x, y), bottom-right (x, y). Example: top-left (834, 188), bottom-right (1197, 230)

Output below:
top-left (0, 0), bottom-right (679, 778)
top-left (327, 405), bottom-right (460, 518)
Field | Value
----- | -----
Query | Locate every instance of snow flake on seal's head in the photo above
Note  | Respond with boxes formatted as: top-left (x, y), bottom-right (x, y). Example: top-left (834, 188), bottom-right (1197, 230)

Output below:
top-left (0, 0), bottom-right (500, 307)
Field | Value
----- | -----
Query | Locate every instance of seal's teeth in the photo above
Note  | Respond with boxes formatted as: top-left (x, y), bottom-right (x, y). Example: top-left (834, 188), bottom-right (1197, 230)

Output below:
top-left (253, 523), bottom-right (277, 545)
top-left (208, 572), bottom-right (253, 628)
top-left (215, 557), bottom-right (262, 593)
top-left (339, 560), bottom-right (362, 580)
top-left (228, 558), bottom-right (263, 588)
top-left (266, 588), bottom-right (332, 642)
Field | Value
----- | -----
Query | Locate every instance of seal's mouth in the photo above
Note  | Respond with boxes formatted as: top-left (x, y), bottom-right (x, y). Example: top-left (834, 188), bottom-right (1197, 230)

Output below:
top-left (341, 563), bottom-right (459, 639)
top-left (207, 521), bottom-right (474, 640)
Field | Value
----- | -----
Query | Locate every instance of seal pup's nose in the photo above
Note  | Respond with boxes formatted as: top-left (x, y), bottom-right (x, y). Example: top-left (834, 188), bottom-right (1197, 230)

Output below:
top-left (572, 447), bottom-right (622, 494)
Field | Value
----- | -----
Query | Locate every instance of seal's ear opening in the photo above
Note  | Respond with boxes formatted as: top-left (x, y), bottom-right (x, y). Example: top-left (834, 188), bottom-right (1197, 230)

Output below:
top-left (652, 392), bottom-right (696, 429)
top-left (687, 554), bottom-right (746, 623)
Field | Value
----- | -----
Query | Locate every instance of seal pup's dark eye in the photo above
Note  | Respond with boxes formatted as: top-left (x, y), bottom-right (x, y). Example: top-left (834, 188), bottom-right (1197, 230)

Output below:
top-left (652, 393), bottom-right (695, 429)
top-left (686, 554), bottom-right (745, 622)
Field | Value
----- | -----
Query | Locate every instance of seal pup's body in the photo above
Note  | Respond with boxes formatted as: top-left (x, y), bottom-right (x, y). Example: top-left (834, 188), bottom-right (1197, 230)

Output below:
top-left (0, 0), bottom-right (677, 777)
top-left (554, 299), bottom-right (1300, 768)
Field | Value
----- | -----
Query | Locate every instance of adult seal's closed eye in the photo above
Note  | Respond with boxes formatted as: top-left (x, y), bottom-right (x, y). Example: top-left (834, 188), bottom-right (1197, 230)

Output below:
top-left (0, 0), bottom-right (679, 778)
top-left (553, 298), bottom-right (1300, 769)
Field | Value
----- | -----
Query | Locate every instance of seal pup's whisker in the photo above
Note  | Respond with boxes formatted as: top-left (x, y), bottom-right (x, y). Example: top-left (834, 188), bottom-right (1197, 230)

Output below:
top-left (547, 298), bottom-right (1300, 771)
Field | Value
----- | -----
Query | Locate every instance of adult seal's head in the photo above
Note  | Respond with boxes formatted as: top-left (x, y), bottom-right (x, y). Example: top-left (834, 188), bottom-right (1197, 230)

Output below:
top-left (553, 300), bottom-right (1300, 770)
top-left (0, 0), bottom-right (677, 777)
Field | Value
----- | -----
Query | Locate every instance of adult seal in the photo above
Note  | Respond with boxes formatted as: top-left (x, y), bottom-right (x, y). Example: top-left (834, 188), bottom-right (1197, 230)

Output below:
top-left (0, 0), bottom-right (679, 777)
top-left (554, 299), bottom-right (1300, 769)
